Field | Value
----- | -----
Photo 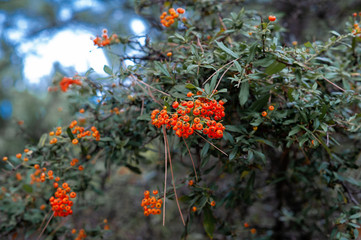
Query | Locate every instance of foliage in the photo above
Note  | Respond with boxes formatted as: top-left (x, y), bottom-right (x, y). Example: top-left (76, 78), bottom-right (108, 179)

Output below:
top-left (1, 1), bottom-right (361, 239)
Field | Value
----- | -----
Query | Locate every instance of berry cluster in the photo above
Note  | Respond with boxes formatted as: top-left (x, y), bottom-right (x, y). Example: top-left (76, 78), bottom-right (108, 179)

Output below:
top-left (151, 92), bottom-right (226, 139)
top-left (49, 127), bottom-right (62, 144)
top-left (261, 105), bottom-right (275, 117)
top-left (244, 222), bottom-right (257, 234)
top-left (71, 228), bottom-right (87, 240)
top-left (70, 158), bottom-right (79, 167)
top-left (49, 182), bottom-right (76, 217)
top-left (141, 190), bottom-right (162, 216)
top-left (69, 120), bottom-right (101, 142)
top-left (160, 8), bottom-right (186, 27)
top-left (30, 165), bottom-right (53, 184)
top-left (59, 77), bottom-right (82, 92)
top-left (93, 29), bottom-right (118, 47)
top-left (352, 13), bottom-right (361, 37)
top-left (110, 107), bottom-right (122, 115)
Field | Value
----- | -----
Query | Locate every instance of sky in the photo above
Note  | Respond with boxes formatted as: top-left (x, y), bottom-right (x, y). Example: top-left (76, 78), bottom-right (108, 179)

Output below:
top-left (16, 19), bottom-right (146, 85)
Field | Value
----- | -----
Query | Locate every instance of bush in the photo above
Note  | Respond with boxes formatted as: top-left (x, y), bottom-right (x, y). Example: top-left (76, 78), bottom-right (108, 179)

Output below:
top-left (1, 2), bottom-right (361, 239)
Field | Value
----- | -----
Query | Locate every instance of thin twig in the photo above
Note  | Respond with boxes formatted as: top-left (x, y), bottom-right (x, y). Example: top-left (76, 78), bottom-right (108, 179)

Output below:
top-left (37, 212), bottom-right (54, 240)
top-left (197, 37), bottom-right (204, 54)
top-left (162, 126), bottom-right (168, 226)
top-left (210, 62), bottom-right (234, 98)
top-left (321, 76), bottom-right (345, 92)
top-left (202, 58), bottom-right (240, 86)
top-left (164, 129), bottom-right (185, 226)
top-left (140, 98), bottom-right (144, 116)
top-left (194, 131), bottom-right (228, 156)
top-left (182, 137), bottom-right (198, 181)
top-left (38, 210), bottom-right (52, 232)
top-left (341, 182), bottom-right (360, 205)
top-left (130, 73), bottom-right (171, 96)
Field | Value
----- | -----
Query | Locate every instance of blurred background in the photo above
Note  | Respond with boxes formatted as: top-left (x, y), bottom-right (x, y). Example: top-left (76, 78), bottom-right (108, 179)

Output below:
top-left (0, 0), bottom-right (360, 238)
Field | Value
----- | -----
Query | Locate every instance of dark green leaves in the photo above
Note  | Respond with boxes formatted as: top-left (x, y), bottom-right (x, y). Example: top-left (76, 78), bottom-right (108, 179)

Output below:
top-left (215, 41), bottom-right (239, 58)
top-left (238, 81), bottom-right (249, 106)
top-left (265, 60), bottom-right (286, 75)
top-left (203, 207), bottom-right (216, 239)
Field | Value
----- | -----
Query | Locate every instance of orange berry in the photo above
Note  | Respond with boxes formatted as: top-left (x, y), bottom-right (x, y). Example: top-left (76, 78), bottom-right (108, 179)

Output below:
top-left (62, 183), bottom-right (68, 189)
top-left (34, 164), bottom-right (40, 169)
top-left (24, 148), bottom-right (29, 153)
top-left (53, 182), bottom-right (59, 188)
top-left (70, 192), bottom-right (76, 198)
top-left (16, 172), bottom-right (22, 181)
top-left (166, 52), bottom-right (172, 57)
top-left (78, 165), bottom-right (84, 171)
top-left (79, 108), bottom-right (85, 113)
top-left (261, 111), bottom-right (267, 117)
top-left (3, 156), bottom-right (8, 161)
top-left (210, 201), bottom-right (216, 207)
top-left (311, 140), bottom-right (315, 145)
top-left (176, 8), bottom-right (185, 14)
top-left (71, 229), bottom-right (77, 234)
top-left (55, 177), bottom-right (60, 182)
top-left (24, 157), bottom-right (29, 162)
top-left (192, 206), bottom-right (197, 212)
top-left (188, 180), bottom-right (194, 186)
top-left (268, 105), bottom-right (274, 111)
top-left (40, 204), bottom-right (46, 210)
top-left (16, 153), bottom-right (22, 159)
top-left (153, 190), bottom-right (158, 195)
top-left (72, 139), bottom-right (79, 145)
top-left (251, 228), bottom-right (256, 234)
top-left (268, 15), bottom-right (276, 22)
top-left (187, 92), bottom-right (193, 97)
top-left (244, 222), bottom-right (250, 228)
top-left (104, 225), bottom-right (110, 230)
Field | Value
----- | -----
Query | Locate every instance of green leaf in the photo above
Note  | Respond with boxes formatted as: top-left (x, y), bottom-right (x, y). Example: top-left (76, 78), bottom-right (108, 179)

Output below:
top-left (288, 126), bottom-right (301, 136)
top-left (249, 94), bottom-right (269, 111)
top-left (329, 30), bottom-right (340, 37)
top-left (215, 41), bottom-right (239, 58)
top-left (203, 207), bottom-right (216, 239)
top-left (201, 143), bottom-right (210, 158)
top-left (137, 114), bottom-right (151, 121)
top-left (155, 62), bottom-right (171, 78)
top-left (265, 61), bottom-right (286, 75)
top-left (253, 55), bottom-right (274, 67)
top-left (66, 127), bottom-right (75, 140)
top-left (234, 61), bottom-right (243, 73)
top-left (349, 212), bottom-right (361, 219)
top-left (103, 65), bottom-right (113, 75)
top-left (37, 133), bottom-right (47, 148)
top-left (22, 184), bottom-right (33, 193)
top-left (125, 164), bottom-right (142, 174)
top-left (229, 146), bottom-right (238, 160)
top-left (247, 42), bottom-right (258, 63)
top-left (238, 81), bottom-right (249, 106)
top-left (304, 42), bottom-right (313, 48)
top-left (209, 72), bottom-right (219, 92)
top-left (253, 150), bottom-right (266, 163)
top-left (185, 83), bottom-right (197, 89)
top-left (225, 125), bottom-right (244, 133)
